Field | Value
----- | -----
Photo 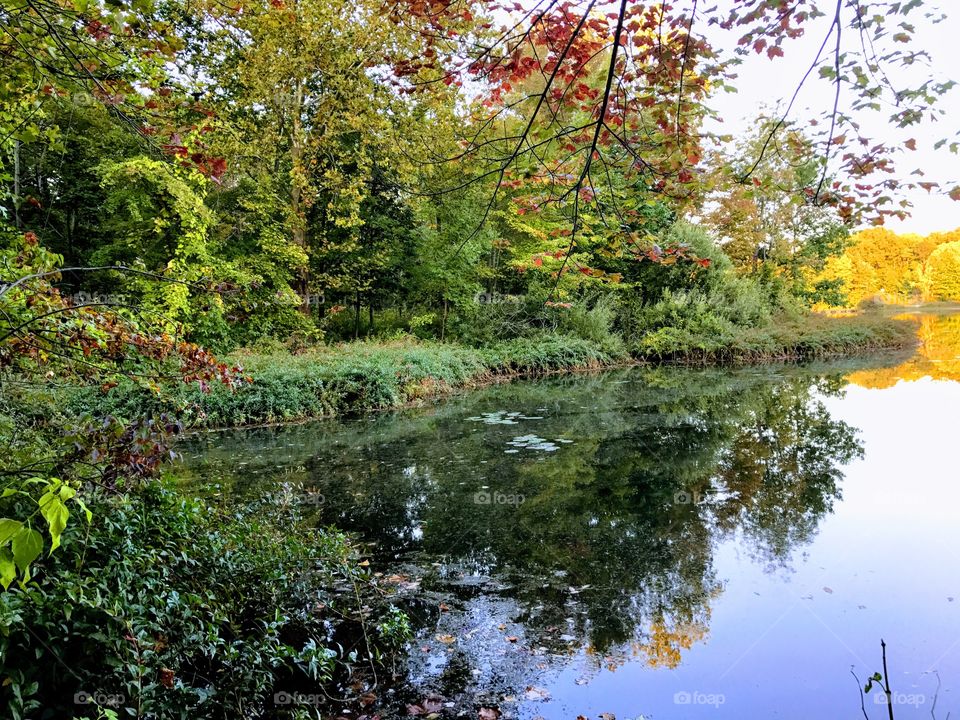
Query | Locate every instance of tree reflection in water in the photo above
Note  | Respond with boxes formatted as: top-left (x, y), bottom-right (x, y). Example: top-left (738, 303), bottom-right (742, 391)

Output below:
top-left (180, 362), bottom-right (866, 699)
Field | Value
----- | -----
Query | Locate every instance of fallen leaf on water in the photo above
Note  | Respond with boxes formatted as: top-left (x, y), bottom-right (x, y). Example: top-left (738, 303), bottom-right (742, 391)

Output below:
top-left (439, 603), bottom-right (450, 611)
top-left (424, 698), bottom-right (443, 712)
top-left (360, 692), bottom-right (377, 706)
top-left (823, 587), bottom-right (833, 594)
top-left (599, 714), bottom-right (616, 720)
top-left (524, 686), bottom-right (550, 701)
top-left (436, 634), bottom-right (456, 644)
top-left (407, 697), bottom-right (444, 716)
top-left (478, 708), bottom-right (501, 720)
top-left (506, 636), bottom-right (519, 643)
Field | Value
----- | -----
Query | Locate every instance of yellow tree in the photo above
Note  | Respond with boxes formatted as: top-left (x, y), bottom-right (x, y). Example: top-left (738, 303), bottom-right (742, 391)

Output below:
top-left (925, 241), bottom-right (960, 301)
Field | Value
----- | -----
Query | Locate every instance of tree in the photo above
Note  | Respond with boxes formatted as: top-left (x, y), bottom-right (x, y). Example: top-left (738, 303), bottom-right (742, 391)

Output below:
top-left (192, 0), bottom-right (424, 312)
top-left (395, 0), bottom-right (959, 284)
top-left (925, 240), bottom-right (960, 301)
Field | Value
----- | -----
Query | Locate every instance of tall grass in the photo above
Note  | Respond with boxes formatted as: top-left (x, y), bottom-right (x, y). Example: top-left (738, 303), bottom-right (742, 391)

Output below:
top-left (67, 335), bottom-right (622, 428)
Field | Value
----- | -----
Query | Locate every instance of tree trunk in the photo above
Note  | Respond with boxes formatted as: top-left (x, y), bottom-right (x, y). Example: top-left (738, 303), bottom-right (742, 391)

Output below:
top-left (368, 297), bottom-right (374, 336)
top-left (13, 140), bottom-right (21, 229)
top-left (354, 292), bottom-right (361, 339)
top-left (441, 295), bottom-right (448, 341)
top-left (290, 79), bottom-right (310, 314)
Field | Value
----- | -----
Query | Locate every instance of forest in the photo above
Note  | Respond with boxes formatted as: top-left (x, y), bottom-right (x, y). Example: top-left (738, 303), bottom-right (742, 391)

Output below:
top-left (0, 0), bottom-right (958, 717)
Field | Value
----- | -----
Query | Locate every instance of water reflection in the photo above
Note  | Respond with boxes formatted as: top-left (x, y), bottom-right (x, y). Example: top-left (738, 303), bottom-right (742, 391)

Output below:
top-left (848, 311), bottom-right (960, 388)
top-left (180, 363), bottom-right (868, 707)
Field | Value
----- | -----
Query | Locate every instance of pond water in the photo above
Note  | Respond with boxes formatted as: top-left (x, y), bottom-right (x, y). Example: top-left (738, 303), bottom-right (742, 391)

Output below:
top-left (180, 312), bottom-right (960, 719)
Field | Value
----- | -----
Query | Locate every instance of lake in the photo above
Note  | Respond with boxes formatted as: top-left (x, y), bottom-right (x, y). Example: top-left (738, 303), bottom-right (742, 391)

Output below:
top-left (180, 311), bottom-right (960, 719)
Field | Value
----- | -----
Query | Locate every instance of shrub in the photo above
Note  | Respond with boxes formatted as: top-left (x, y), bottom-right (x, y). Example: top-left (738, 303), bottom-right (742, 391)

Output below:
top-left (482, 334), bottom-right (614, 372)
top-left (0, 482), bottom-right (405, 720)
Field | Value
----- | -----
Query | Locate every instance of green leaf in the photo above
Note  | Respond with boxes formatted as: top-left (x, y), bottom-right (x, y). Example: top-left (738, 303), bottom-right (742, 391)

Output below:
top-left (74, 497), bottom-right (93, 523)
top-left (11, 527), bottom-right (43, 575)
top-left (0, 547), bottom-right (15, 590)
top-left (0, 519), bottom-right (22, 545)
top-left (39, 494), bottom-right (69, 553)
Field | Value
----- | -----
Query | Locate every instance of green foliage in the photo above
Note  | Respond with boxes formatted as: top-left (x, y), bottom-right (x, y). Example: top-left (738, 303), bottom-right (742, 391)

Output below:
top-left (66, 335), bottom-right (622, 428)
top-left (635, 311), bottom-right (915, 363)
top-left (480, 334), bottom-right (614, 372)
top-left (0, 481), bottom-right (399, 719)
top-left (0, 477), bottom-right (90, 590)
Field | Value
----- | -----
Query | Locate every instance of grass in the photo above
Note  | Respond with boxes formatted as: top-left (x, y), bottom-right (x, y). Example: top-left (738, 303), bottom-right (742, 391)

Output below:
top-left (634, 312), bottom-right (917, 364)
top-left (63, 312), bottom-right (917, 429)
top-left (66, 334), bottom-right (622, 428)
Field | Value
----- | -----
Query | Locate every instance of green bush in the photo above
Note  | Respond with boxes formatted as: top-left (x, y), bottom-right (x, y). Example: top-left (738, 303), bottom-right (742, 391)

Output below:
top-left (0, 482), bottom-right (405, 720)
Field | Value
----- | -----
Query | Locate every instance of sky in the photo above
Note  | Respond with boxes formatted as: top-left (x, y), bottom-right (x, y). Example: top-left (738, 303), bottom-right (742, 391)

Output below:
top-left (706, 1), bottom-right (960, 235)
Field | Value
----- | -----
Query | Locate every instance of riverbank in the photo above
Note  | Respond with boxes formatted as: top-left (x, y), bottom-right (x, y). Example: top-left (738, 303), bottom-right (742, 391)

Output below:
top-left (66, 311), bottom-right (917, 430)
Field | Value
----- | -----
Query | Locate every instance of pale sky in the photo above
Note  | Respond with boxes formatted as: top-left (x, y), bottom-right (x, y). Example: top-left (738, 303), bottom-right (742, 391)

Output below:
top-left (706, 2), bottom-right (960, 235)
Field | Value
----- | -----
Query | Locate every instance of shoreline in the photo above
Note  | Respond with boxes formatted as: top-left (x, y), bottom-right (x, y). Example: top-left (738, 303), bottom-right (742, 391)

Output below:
top-left (71, 310), bottom-right (921, 434)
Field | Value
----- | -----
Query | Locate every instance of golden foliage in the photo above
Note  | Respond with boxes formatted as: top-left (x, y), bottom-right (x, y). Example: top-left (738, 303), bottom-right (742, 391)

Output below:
top-left (926, 241), bottom-right (960, 301)
top-left (816, 227), bottom-right (960, 307)
top-left (636, 616), bottom-right (710, 669)
top-left (847, 313), bottom-right (960, 388)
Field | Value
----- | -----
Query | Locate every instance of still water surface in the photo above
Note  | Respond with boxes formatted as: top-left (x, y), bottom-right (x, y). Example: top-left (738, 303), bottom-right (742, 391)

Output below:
top-left (181, 312), bottom-right (960, 719)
